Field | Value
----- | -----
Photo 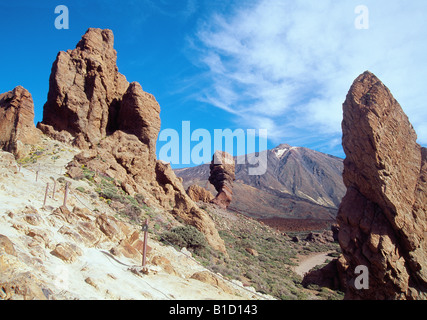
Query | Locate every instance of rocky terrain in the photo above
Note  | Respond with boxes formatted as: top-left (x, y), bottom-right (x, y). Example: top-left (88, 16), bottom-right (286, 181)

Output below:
top-left (2, 27), bottom-right (424, 301)
top-left (36, 28), bottom-right (225, 254)
top-left (0, 28), bottom-right (343, 301)
top-left (0, 136), bottom-right (340, 300)
top-left (0, 140), bottom-right (272, 300)
top-left (175, 144), bottom-right (345, 228)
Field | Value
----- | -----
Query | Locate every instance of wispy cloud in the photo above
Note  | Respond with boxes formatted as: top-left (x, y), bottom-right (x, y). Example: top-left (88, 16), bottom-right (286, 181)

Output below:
top-left (191, 0), bottom-right (427, 155)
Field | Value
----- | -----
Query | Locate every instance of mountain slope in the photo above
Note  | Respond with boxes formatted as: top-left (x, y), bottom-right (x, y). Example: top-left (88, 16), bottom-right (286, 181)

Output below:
top-left (0, 139), bottom-right (272, 300)
top-left (175, 144), bottom-right (345, 222)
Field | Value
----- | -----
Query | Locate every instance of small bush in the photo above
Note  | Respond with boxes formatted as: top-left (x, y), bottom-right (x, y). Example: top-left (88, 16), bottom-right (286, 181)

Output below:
top-left (120, 204), bottom-right (142, 224)
top-left (134, 193), bottom-right (146, 205)
top-left (161, 225), bottom-right (209, 254)
top-left (76, 186), bottom-right (86, 193)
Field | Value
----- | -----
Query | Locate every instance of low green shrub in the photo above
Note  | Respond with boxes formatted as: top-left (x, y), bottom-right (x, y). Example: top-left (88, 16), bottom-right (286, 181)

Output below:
top-left (161, 225), bottom-right (209, 255)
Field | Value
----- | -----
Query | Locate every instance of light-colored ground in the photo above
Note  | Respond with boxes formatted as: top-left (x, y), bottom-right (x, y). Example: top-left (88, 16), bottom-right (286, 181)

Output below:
top-left (0, 137), bottom-right (273, 300)
top-left (293, 251), bottom-right (333, 277)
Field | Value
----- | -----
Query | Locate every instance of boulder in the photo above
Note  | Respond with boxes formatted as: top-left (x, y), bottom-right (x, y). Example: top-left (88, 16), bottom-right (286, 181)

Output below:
top-left (0, 86), bottom-right (41, 158)
top-left (0, 151), bottom-right (18, 174)
top-left (302, 258), bottom-right (346, 291)
top-left (0, 234), bottom-right (16, 256)
top-left (190, 271), bottom-right (233, 294)
top-left (186, 184), bottom-right (214, 203)
top-left (209, 151), bottom-right (235, 209)
top-left (50, 242), bottom-right (83, 263)
top-left (337, 71), bottom-right (427, 300)
top-left (245, 248), bottom-right (259, 257)
top-left (305, 231), bottom-right (334, 244)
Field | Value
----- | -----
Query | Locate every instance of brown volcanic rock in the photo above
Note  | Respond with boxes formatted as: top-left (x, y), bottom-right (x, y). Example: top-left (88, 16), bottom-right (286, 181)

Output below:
top-left (39, 28), bottom-right (129, 146)
top-left (186, 185), bottom-right (214, 203)
top-left (42, 28), bottom-right (161, 194)
top-left (155, 161), bottom-right (226, 253)
top-left (71, 130), bottom-right (158, 195)
top-left (0, 86), bottom-right (41, 158)
top-left (118, 82), bottom-right (161, 156)
top-left (337, 71), bottom-right (427, 300)
top-left (209, 151), bottom-right (235, 209)
top-left (41, 28), bottom-right (225, 254)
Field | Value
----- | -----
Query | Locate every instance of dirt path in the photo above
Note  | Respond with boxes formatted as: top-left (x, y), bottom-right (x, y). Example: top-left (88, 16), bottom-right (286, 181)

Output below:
top-left (293, 251), bottom-right (333, 277)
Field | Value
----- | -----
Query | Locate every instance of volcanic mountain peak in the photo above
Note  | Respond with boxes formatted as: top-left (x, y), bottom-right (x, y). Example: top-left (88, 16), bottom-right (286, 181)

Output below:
top-left (176, 143), bottom-right (345, 224)
top-left (272, 144), bottom-right (292, 158)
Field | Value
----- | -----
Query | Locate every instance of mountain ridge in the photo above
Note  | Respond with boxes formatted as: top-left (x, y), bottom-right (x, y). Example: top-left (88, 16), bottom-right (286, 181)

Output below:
top-left (175, 143), bottom-right (345, 224)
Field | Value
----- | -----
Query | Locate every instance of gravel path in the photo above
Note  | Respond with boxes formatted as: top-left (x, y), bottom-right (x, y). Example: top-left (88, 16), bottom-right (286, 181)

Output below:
top-left (294, 251), bottom-right (333, 277)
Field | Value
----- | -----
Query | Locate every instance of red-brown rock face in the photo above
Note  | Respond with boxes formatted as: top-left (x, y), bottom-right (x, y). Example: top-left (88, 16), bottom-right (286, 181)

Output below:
top-left (0, 86), bottom-right (41, 158)
top-left (39, 28), bottom-right (130, 145)
top-left (38, 28), bottom-right (226, 254)
top-left (186, 185), bottom-right (214, 203)
top-left (209, 151), bottom-right (235, 209)
top-left (39, 28), bottom-right (161, 190)
top-left (337, 71), bottom-right (427, 299)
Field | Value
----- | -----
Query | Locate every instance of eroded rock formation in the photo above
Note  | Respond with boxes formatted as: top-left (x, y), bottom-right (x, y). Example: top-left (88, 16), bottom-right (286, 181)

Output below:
top-left (186, 185), bottom-right (214, 203)
top-left (209, 151), bottom-right (235, 209)
top-left (38, 28), bottom-right (226, 254)
top-left (337, 71), bottom-right (427, 299)
top-left (0, 86), bottom-right (41, 158)
top-left (38, 28), bottom-right (129, 145)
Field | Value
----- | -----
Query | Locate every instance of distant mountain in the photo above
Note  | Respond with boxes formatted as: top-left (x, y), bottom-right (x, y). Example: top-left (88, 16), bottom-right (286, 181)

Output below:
top-left (175, 144), bottom-right (345, 222)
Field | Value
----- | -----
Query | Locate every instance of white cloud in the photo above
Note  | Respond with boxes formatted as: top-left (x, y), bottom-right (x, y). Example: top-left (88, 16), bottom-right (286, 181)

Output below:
top-left (193, 0), bottom-right (427, 153)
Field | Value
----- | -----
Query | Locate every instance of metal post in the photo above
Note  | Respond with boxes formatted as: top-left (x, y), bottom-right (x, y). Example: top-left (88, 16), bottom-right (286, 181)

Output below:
top-left (63, 182), bottom-right (69, 207)
top-left (43, 183), bottom-right (49, 207)
top-left (52, 180), bottom-right (57, 199)
top-left (36, 165), bottom-right (40, 182)
top-left (142, 218), bottom-right (149, 273)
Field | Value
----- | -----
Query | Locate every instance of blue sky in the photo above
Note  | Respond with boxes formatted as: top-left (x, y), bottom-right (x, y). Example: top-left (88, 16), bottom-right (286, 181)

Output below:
top-left (1, 0), bottom-right (427, 167)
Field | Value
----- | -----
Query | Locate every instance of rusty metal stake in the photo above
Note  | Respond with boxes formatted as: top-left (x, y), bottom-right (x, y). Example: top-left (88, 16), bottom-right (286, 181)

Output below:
top-left (36, 170), bottom-right (39, 182)
top-left (63, 182), bottom-right (69, 207)
top-left (142, 218), bottom-right (149, 274)
top-left (43, 183), bottom-right (49, 207)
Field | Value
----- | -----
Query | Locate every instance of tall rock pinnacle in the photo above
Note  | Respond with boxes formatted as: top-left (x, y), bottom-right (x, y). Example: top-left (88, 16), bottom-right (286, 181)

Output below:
top-left (38, 28), bottom-right (226, 254)
top-left (209, 151), bottom-right (235, 209)
top-left (39, 28), bottom-right (142, 147)
top-left (337, 71), bottom-right (427, 299)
